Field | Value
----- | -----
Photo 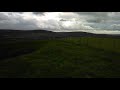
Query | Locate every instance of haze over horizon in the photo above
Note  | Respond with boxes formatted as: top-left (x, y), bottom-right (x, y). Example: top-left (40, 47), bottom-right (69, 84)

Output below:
top-left (1, 12), bottom-right (120, 34)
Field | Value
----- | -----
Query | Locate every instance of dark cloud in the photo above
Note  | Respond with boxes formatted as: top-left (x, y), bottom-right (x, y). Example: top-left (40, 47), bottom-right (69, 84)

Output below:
top-left (33, 12), bottom-right (45, 15)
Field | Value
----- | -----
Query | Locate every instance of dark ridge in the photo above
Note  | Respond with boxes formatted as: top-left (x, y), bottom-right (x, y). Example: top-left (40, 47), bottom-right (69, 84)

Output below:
top-left (0, 29), bottom-right (120, 41)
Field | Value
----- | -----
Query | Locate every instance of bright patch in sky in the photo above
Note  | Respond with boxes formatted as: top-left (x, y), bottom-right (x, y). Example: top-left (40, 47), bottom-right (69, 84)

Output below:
top-left (62, 21), bottom-right (74, 27)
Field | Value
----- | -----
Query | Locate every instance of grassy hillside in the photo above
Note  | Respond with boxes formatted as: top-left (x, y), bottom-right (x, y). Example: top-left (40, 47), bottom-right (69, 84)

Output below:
top-left (0, 37), bottom-right (120, 78)
top-left (64, 37), bottom-right (120, 53)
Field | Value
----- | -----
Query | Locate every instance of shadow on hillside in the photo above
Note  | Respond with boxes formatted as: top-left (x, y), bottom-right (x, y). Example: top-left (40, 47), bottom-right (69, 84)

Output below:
top-left (0, 48), bottom-right (37, 60)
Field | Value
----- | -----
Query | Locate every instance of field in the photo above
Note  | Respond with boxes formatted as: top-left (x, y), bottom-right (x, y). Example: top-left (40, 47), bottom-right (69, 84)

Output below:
top-left (0, 37), bottom-right (120, 78)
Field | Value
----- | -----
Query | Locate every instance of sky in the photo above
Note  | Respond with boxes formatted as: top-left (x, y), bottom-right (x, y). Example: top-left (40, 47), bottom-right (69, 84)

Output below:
top-left (1, 12), bottom-right (120, 34)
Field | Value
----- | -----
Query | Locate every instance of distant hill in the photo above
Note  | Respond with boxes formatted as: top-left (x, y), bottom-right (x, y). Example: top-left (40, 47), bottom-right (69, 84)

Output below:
top-left (0, 29), bottom-right (120, 40)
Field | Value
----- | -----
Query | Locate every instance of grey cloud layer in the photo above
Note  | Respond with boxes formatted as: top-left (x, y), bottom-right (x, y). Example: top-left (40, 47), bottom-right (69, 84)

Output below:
top-left (0, 12), bottom-right (40, 29)
top-left (0, 12), bottom-right (120, 32)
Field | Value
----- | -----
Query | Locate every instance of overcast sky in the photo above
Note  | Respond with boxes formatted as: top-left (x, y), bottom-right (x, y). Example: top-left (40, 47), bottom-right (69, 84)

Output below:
top-left (1, 12), bottom-right (120, 34)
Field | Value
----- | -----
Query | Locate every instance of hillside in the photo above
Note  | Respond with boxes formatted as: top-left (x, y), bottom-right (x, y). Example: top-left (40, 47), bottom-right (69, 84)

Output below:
top-left (0, 38), bottom-right (120, 78)
top-left (0, 29), bottom-right (120, 41)
top-left (0, 30), bottom-right (120, 78)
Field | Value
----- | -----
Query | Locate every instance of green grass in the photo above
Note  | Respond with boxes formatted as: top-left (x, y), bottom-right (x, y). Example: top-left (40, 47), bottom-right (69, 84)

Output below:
top-left (0, 37), bottom-right (120, 78)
